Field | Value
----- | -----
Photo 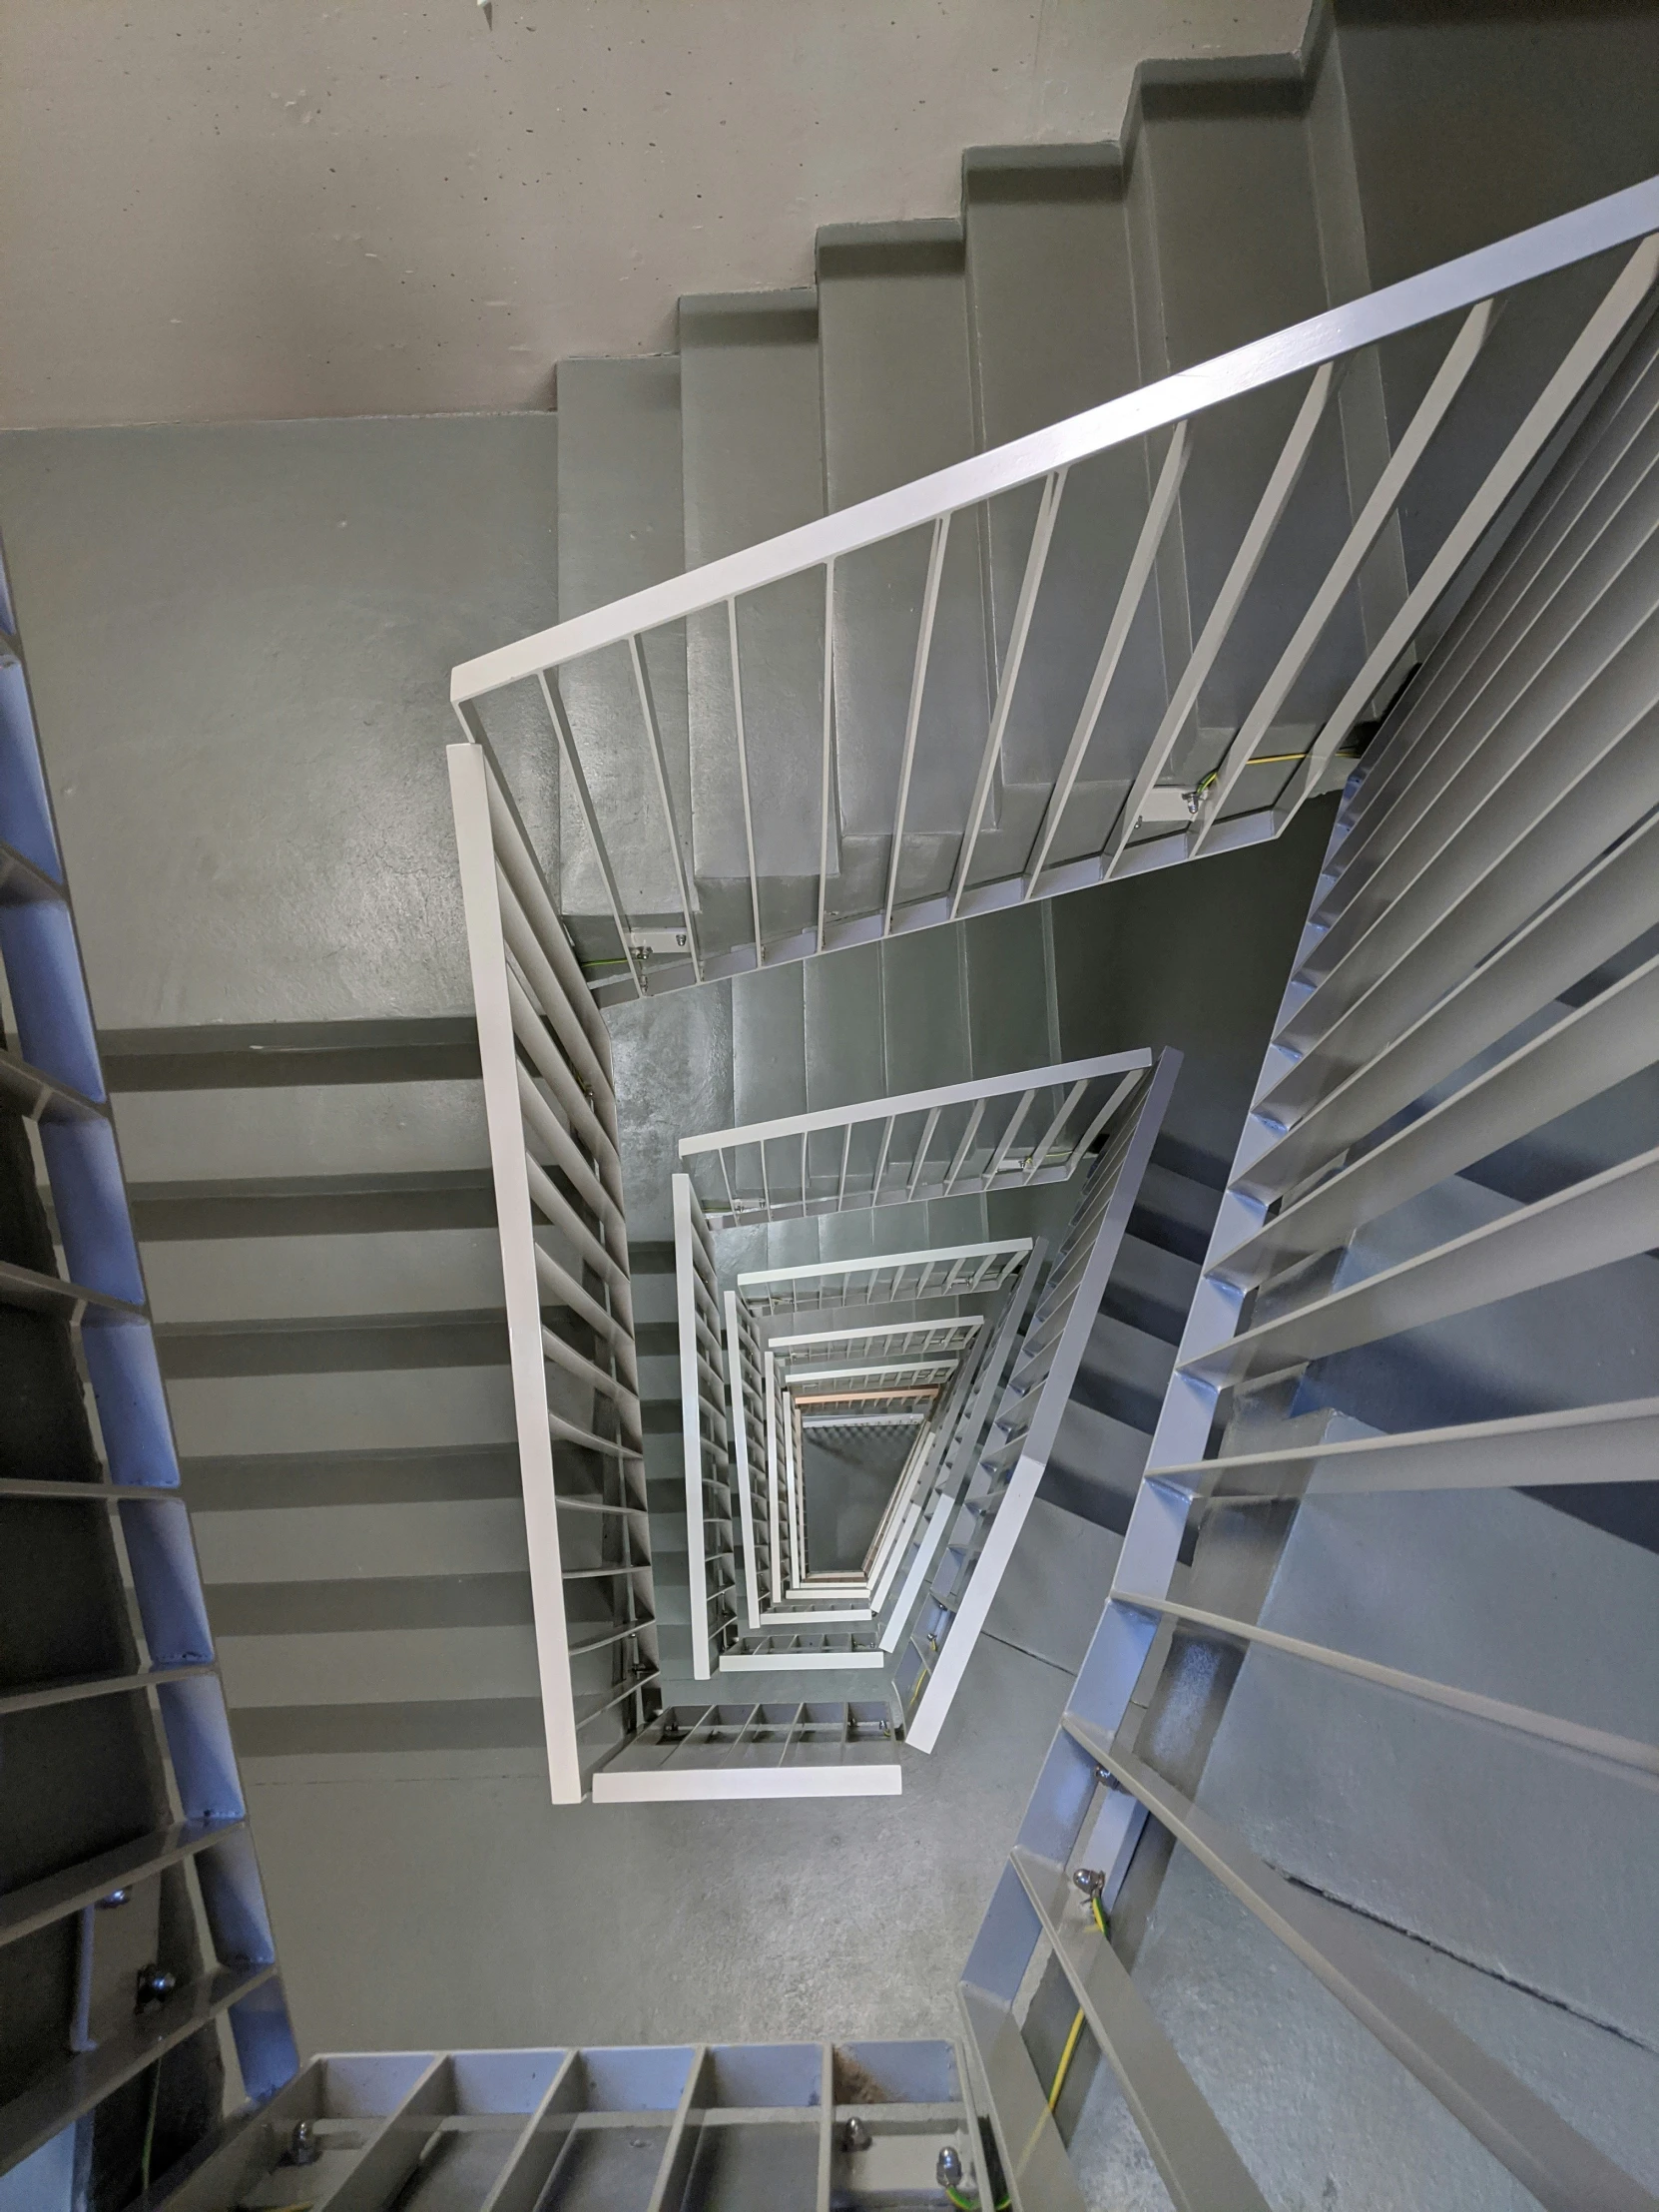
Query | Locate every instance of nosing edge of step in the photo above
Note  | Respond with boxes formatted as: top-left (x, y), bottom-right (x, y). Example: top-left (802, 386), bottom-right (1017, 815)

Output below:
top-left (679, 287), bottom-right (819, 346)
top-left (817, 218), bottom-right (964, 279)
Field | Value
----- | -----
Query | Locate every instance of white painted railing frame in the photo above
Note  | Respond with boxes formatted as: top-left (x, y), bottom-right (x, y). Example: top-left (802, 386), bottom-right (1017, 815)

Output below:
top-left (673, 1173), bottom-right (739, 1680)
top-left (903, 1050), bottom-right (1182, 1753)
top-left (447, 742), bottom-right (656, 1803)
top-left (878, 1255), bottom-right (1045, 1660)
top-left (748, 1316), bottom-right (981, 1622)
top-left (723, 1289), bottom-right (771, 1632)
top-left (737, 1238), bottom-right (1034, 1318)
top-left (725, 1303), bottom-right (1002, 1655)
top-left (452, 183), bottom-right (1659, 1002)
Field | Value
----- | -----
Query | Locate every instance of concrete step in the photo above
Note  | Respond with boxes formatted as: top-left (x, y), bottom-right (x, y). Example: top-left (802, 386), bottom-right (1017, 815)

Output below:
top-left (555, 354), bottom-right (690, 918)
top-left (817, 219), bottom-right (991, 884)
top-left (679, 287), bottom-right (827, 914)
top-left (1194, 1479), bottom-right (1659, 2056)
top-left (961, 146), bottom-right (1164, 876)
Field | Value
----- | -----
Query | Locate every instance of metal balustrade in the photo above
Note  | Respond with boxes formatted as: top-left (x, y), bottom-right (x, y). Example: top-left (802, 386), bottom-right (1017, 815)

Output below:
top-left (450, 182), bottom-right (1659, 1004)
top-left (755, 1319), bottom-right (982, 1619)
top-left (961, 315), bottom-right (1659, 2208)
top-left (897, 1052), bottom-right (1179, 1754)
top-left (450, 742), bottom-right (658, 1799)
top-left (594, 1703), bottom-right (903, 1800)
top-left (678, 1052), bottom-right (1150, 1225)
top-left (672, 1173), bottom-right (740, 1679)
top-left (709, 1252), bottom-right (1032, 1677)
top-left (154, 2038), bottom-right (979, 2203)
top-left (738, 1237), bottom-right (1031, 1318)
top-left (714, 1227), bottom-right (1052, 1684)
top-left (0, 534), bottom-right (299, 2184)
top-left (687, 1077), bottom-right (1101, 1688)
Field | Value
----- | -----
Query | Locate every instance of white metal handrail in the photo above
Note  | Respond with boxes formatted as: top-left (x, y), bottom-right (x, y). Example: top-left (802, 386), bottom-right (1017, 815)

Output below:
top-left (729, 1317), bottom-right (979, 1638)
top-left (680, 1053), bottom-right (1149, 1224)
top-left (769, 1317), bottom-right (983, 1369)
top-left (738, 1237), bottom-right (1032, 1317)
top-left (447, 742), bottom-right (657, 1802)
top-left (674, 1173), bottom-right (740, 1679)
top-left (878, 1258), bottom-right (1044, 1662)
top-left (593, 1702), bottom-right (902, 1801)
top-left (740, 1290), bottom-right (1005, 1635)
top-left (723, 1289), bottom-right (771, 1632)
top-left (452, 183), bottom-right (1659, 1000)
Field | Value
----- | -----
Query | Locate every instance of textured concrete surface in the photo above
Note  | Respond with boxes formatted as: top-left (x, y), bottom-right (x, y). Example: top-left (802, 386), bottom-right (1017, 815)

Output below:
top-left (0, 0), bottom-right (1317, 428)
top-left (1071, 1846), bottom-right (1659, 2209)
top-left (245, 1627), bottom-right (1072, 2055)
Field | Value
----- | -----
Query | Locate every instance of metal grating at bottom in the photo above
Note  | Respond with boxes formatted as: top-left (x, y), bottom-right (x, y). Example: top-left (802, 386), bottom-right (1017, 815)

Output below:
top-left (153, 2039), bottom-right (987, 2210)
top-left (591, 1702), bottom-right (901, 1802)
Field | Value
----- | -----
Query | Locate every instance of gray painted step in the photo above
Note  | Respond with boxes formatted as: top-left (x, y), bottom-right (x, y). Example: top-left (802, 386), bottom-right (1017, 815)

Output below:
top-left (679, 288), bottom-right (828, 912)
top-left (1130, 1160), bottom-right (1223, 1263)
top-left (817, 221), bottom-right (991, 892)
top-left (1073, 1310), bottom-right (1178, 1434)
top-left (556, 355), bottom-right (690, 917)
top-left (1098, 1229), bottom-right (1201, 1345)
top-left (1130, 74), bottom-right (1363, 802)
top-left (962, 148), bottom-right (1168, 875)
top-left (983, 1495), bottom-right (1122, 1675)
top-left (1040, 1399), bottom-right (1151, 1536)
top-left (1195, 1479), bottom-right (1659, 2054)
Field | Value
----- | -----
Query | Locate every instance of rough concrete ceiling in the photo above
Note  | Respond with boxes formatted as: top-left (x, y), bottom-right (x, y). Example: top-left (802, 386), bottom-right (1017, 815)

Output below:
top-left (0, 0), bottom-right (1310, 429)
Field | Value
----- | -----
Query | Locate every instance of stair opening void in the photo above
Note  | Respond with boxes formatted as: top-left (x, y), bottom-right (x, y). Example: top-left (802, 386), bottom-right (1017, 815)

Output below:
top-left (436, 163), bottom-right (1659, 2197)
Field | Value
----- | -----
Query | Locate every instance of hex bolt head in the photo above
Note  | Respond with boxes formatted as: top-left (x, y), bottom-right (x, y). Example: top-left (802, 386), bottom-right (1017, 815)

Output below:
top-left (134, 1964), bottom-right (177, 2013)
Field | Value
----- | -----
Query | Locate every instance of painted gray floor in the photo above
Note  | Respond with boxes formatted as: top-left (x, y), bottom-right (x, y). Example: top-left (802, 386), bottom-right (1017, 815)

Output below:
top-left (245, 1626), bottom-right (1071, 2056)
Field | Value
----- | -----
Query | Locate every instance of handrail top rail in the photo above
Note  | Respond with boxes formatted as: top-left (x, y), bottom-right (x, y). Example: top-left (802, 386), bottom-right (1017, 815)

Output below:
top-left (680, 1049), bottom-right (1151, 1157)
top-left (738, 1237), bottom-right (1033, 1291)
top-left (451, 176), bottom-right (1659, 706)
top-left (769, 1317), bottom-right (985, 1351)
